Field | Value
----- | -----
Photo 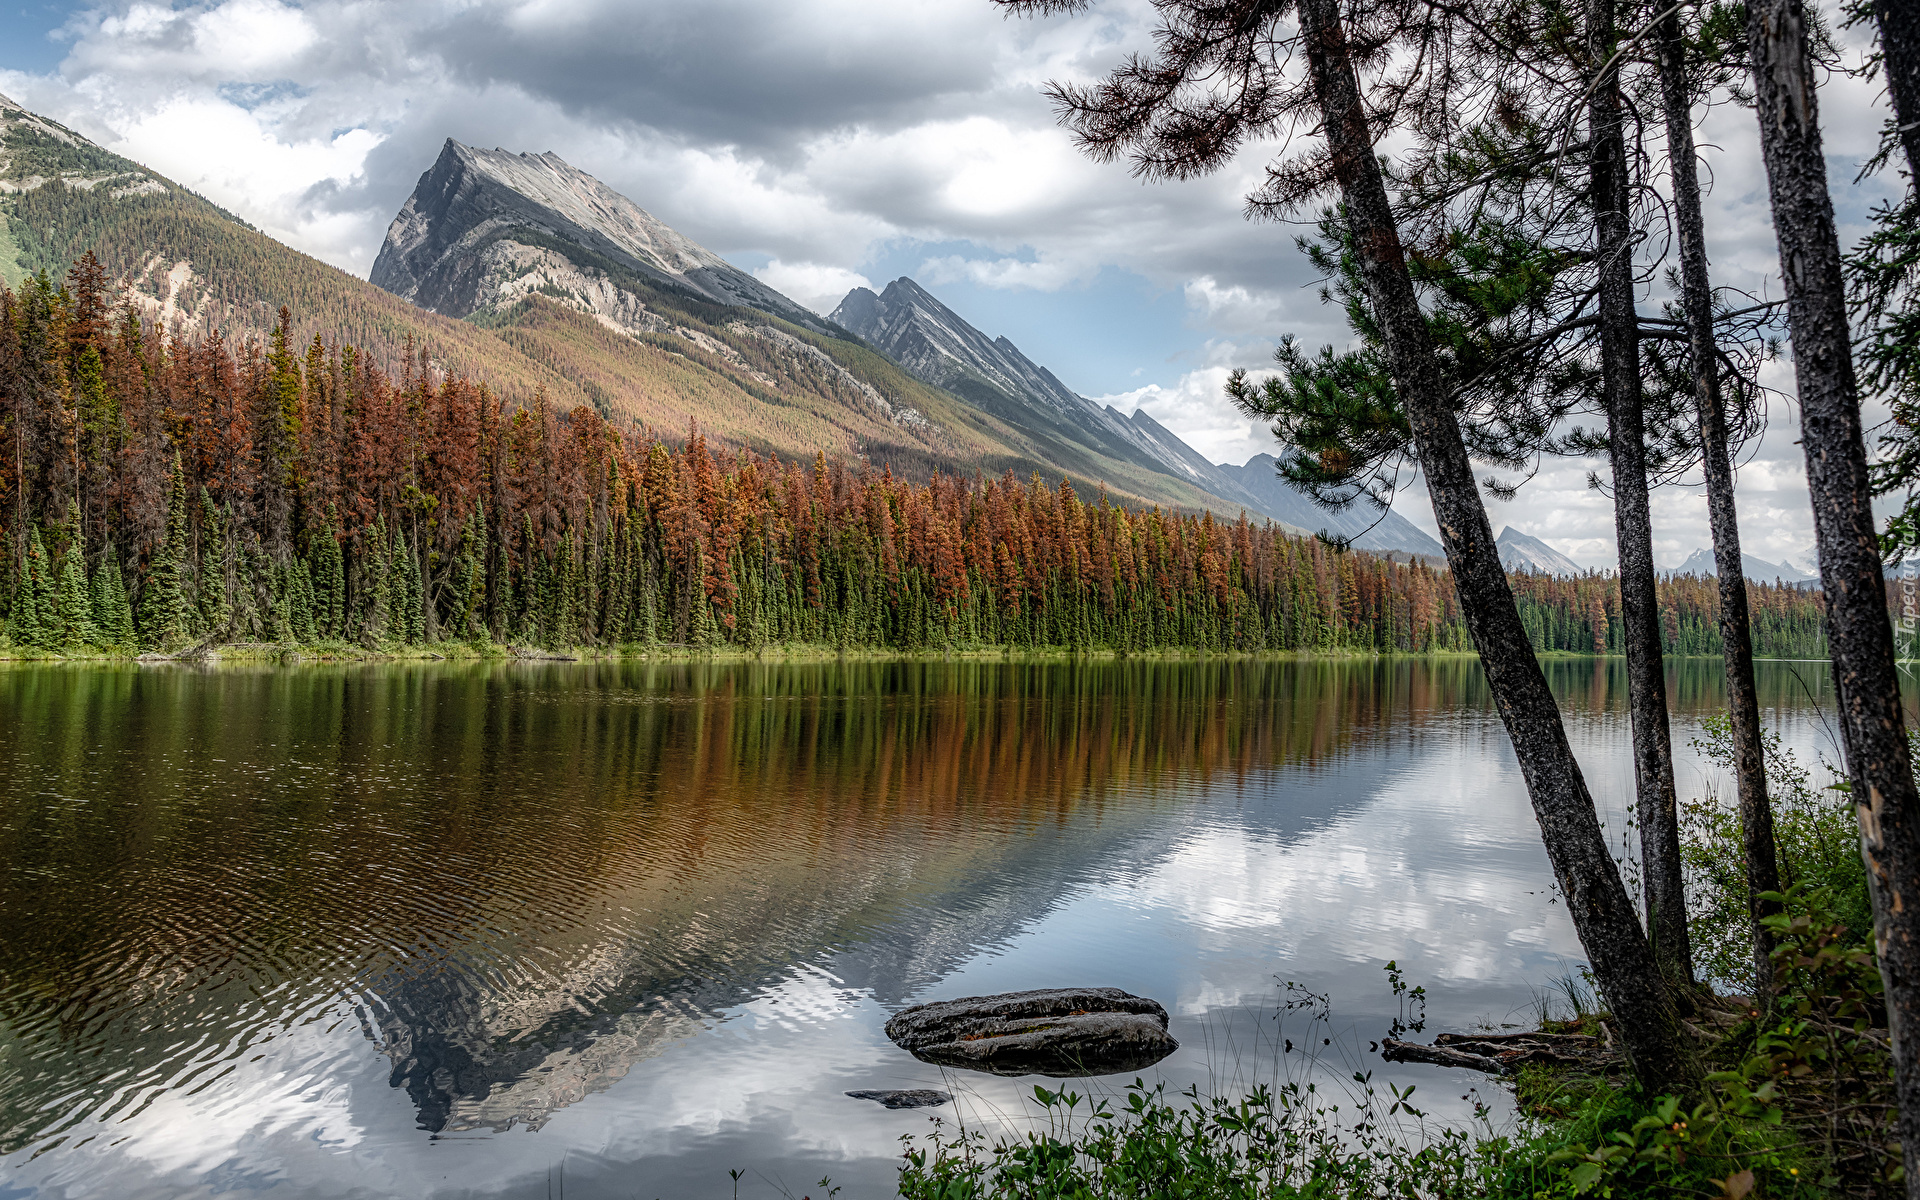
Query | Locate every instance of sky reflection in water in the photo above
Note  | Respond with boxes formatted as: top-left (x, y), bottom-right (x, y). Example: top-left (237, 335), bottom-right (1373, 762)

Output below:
top-left (0, 657), bottom-right (1844, 1198)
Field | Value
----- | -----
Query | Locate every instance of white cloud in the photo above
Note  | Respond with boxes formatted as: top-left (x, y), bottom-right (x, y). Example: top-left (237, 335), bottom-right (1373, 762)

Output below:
top-left (918, 252), bottom-right (1086, 291)
top-left (753, 259), bottom-right (871, 314)
top-left (1099, 341), bottom-right (1279, 465)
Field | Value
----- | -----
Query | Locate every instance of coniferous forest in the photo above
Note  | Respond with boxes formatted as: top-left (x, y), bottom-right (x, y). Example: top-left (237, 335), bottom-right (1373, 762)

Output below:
top-left (0, 258), bottom-right (1831, 659)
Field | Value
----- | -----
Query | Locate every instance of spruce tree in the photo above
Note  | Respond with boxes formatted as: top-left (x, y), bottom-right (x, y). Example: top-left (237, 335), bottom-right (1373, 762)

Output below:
top-left (196, 490), bottom-right (230, 639)
top-left (54, 520), bottom-right (97, 651)
top-left (139, 455), bottom-right (191, 650)
top-left (393, 533), bottom-right (424, 644)
top-left (365, 518), bottom-right (393, 643)
top-left (451, 511), bottom-right (483, 642)
top-left (92, 550), bottom-right (135, 649)
top-left (289, 559), bottom-right (317, 644)
top-left (519, 516), bottom-right (545, 644)
top-left (307, 507), bottom-right (345, 642)
top-left (690, 542), bottom-right (722, 648)
top-left (9, 530), bottom-right (48, 650)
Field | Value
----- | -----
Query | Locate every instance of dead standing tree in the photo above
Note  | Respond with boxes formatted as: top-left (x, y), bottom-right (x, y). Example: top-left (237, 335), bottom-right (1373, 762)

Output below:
top-left (991, 0), bottom-right (1697, 1096)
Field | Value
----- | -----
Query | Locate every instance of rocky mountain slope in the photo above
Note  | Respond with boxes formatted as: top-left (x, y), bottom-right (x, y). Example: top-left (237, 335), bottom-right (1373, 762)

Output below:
top-left (1497, 527), bottom-right (1585, 576)
top-left (830, 278), bottom-right (1241, 497)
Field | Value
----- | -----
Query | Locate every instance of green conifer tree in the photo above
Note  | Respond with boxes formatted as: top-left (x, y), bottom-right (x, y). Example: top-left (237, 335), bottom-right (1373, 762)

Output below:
top-left (54, 511), bottom-right (98, 651)
top-left (311, 505), bottom-right (345, 641)
top-left (8, 530), bottom-right (48, 650)
top-left (393, 534), bottom-right (424, 644)
top-left (691, 542), bottom-right (723, 648)
top-left (289, 559), bottom-right (317, 643)
top-left (92, 550), bottom-right (135, 649)
top-left (365, 518), bottom-right (393, 642)
top-left (139, 455), bottom-right (191, 650)
top-left (196, 490), bottom-right (230, 638)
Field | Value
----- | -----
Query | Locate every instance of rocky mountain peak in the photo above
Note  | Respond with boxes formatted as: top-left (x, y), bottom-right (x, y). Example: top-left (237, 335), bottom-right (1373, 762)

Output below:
top-left (1496, 527), bottom-right (1583, 576)
top-left (370, 137), bottom-right (824, 331)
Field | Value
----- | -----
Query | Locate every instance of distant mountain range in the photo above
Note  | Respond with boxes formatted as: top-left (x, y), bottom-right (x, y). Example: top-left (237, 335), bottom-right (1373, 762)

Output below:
top-left (1497, 527), bottom-right (1584, 576)
top-left (1668, 547), bottom-right (1817, 584)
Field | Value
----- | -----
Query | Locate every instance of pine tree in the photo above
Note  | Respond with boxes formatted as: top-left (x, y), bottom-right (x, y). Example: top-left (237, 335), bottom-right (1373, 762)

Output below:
top-left (690, 541), bottom-right (722, 648)
top-left (139, 455), bottom-right (191, 650)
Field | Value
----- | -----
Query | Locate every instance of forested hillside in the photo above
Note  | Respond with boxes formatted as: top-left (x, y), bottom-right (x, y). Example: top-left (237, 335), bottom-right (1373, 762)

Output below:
top-left (0, 269), bottom-right (1830, 658)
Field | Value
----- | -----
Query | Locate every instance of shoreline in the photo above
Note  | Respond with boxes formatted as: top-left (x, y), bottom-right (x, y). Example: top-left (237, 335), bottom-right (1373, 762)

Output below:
top-left (0, 641), bottom-right (1827, 667)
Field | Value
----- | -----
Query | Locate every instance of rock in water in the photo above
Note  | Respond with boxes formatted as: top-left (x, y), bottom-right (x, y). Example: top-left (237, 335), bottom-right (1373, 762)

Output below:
top-left (845, 1089), bottom-right (951, 1109)
top-left (884, 988), bottom-right (1176, 1078)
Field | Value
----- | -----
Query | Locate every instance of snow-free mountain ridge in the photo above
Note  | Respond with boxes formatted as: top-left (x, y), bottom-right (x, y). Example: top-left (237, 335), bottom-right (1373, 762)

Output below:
top-left (1497, 527), bottom-right (1583, 576)
top-left (832, 278), bottom-right (1445, 557)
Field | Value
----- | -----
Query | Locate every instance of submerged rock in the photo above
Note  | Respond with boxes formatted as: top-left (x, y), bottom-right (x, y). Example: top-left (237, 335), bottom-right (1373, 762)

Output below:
top-left (885, 988), bottom-right (1176, 1078)
top-left (845, 1089), bottom-right (951, 1109)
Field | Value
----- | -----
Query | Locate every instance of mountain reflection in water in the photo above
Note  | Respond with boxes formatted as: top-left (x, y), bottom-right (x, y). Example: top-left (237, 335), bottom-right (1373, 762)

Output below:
top-left (0, 656), bottom-right (1834, 1196)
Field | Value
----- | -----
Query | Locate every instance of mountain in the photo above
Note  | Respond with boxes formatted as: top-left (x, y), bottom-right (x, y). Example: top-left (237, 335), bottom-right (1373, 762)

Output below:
top-left (371, 139), bottom-right (830, 334)
top-left (1211, 454), bottom-right (1446, 557)
top-left (1497, 527), bottom-right (1584, 576)
top-left (831, 277), bottom-right (1448, 555)
top-left (830, 278), bottom-right (1258, 508)
top-left (1670, 547), bottom-right (1816, 584)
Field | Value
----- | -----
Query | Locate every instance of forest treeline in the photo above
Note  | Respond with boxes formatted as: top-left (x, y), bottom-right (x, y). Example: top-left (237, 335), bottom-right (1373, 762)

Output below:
top-left (0, 263), bottom-right (1830, 658)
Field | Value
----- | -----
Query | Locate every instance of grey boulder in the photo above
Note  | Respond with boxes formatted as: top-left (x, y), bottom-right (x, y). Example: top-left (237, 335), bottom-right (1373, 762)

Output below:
top-left (884, 988), bottom-right (1176, 1078)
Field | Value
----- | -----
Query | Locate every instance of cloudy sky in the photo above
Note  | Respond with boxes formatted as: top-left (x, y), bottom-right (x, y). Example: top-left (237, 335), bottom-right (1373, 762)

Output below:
top-left (0, 0), bottom-right (1904, 570)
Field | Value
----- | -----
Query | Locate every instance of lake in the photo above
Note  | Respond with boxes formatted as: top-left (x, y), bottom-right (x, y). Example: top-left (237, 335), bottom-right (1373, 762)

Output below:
top-left (0, 656), bottom-right (1843, 1199)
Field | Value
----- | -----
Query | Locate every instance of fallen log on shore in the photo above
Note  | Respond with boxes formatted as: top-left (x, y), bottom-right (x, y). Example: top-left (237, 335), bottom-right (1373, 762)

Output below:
top-left (1382, 1030), bottom-right (1621, 1074)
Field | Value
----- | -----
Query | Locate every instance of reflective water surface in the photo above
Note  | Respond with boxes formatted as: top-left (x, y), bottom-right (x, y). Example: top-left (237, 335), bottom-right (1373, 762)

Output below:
top-left (0, 656), bottom-right (1841, 1198)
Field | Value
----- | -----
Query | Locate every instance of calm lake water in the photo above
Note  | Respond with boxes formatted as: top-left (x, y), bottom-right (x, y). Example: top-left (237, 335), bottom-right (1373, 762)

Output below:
top-left (0, 656), bottom-right (1845, 1199)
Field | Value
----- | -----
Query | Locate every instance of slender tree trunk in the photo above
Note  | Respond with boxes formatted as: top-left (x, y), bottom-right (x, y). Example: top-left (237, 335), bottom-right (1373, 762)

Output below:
top-left (1873, 0), bottom-right (1920, 183)
top-left (1747, 1), bottom-right (1920, 1190)
top-left (1659, 10), bottom-right (1781, 993)
top-left (1296, 0), bottom-right (1697, 1098)
top-left (1589, 0), bottom-right (1691, 988)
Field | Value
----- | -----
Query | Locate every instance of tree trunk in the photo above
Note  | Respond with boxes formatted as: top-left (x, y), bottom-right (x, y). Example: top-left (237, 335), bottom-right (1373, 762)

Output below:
top-left (1296, 0), bottom-right (1697, 1098)
top-left (1747, 1), bottom-right (1920, 1191)
top-left (1873, 0), bottom-right (1920, 183)
top-left (1589, 0), bottom-right (1691, 989)
top-left (1658, 9), bottom-right (1781, 993)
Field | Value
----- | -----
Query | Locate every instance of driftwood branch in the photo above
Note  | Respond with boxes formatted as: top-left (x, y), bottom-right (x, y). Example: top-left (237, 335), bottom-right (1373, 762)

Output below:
top-left (1383, 1031), bottom-right (1623, 1074)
